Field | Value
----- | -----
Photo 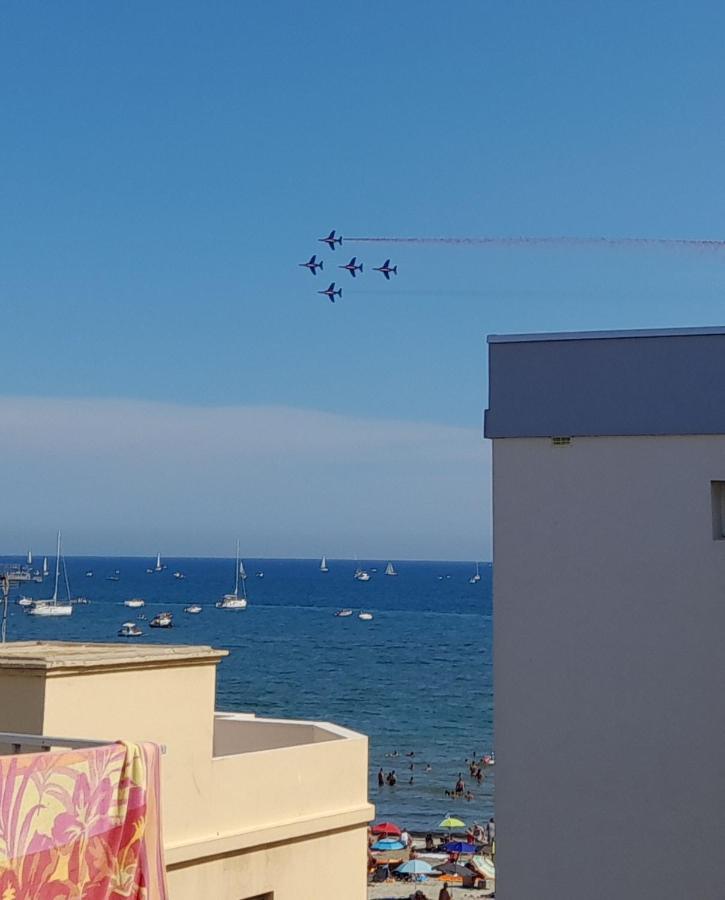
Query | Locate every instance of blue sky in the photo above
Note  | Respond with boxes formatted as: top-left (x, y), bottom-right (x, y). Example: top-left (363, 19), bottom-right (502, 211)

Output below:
top-left (2, 2), bottom-right (724, 556)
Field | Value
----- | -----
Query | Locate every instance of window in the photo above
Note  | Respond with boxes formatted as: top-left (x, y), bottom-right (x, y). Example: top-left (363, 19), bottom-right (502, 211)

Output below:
top-left (711, 481), bottom-right (725, 539)
top-left (551, 436), bottom-right (572, 447)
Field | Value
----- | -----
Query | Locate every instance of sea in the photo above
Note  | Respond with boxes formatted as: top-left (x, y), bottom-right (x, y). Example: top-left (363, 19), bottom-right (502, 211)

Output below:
top-left (0, 556), bottom-right (494, 833)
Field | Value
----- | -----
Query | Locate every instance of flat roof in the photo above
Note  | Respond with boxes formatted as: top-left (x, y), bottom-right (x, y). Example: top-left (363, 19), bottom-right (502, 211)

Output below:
top-left (487, 325), bottom-right (725, 344)
top-left (0, 641), bottom-right (228, 671)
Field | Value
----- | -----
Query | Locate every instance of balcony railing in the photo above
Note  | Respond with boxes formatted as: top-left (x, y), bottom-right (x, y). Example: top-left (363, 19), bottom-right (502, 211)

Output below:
top-left (0, 732), bottom-right (166, 755)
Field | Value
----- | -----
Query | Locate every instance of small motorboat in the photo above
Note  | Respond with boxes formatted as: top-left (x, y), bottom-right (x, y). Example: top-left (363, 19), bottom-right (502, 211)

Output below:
top-left (334, 609), bottom-right (353, 618)
top-left (18, 596), bottom-right (34, 607)
top-left (358, 611), bottom-right (374, 621)
top-left (173, 571), bottom-right (185, 579)
top-left (256, 571), bottom-right (264, 578)
top-left (118, 622), bottom-right (142, 637)
top-left (149, 612), bottom-right (173, 628)
top-left (85, 571), bottom-right (93, 577)
top-left (124, 598), bottom-right (145, 608)
top-left (73, 596), bottom-right (90, 605)
top-left (184, 604), bottom-right (202, 614)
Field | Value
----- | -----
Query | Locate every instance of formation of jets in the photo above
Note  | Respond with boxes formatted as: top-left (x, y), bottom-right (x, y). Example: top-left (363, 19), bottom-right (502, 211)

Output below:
top-left (300, 230), bottom-right (398, 302)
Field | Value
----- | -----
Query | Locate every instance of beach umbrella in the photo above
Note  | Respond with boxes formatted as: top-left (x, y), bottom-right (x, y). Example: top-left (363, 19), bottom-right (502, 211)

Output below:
top-left (438, 816), bottom-right (465, 830)
top-left (442, 841), bottom-right (477, 854)
top-left (435, 862), bottom-right (472, 877)
top-left (371, 839), bottom-right (405, 851)
top-left (372, 821), bottom-right (401, 836)
top-left (396, 859), bottom-right (435, 875)
top-left (471, 855), bottom-right (496, 880)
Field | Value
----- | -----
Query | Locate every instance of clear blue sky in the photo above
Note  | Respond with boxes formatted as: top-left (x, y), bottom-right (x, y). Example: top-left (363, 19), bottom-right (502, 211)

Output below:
top-left (2, 2), bottom-right (724, 557)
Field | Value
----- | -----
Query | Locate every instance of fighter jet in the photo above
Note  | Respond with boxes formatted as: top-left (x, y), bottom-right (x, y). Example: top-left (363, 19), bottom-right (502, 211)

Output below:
top-left (318, 282), bottom-right (342, 303)
top-left (319, 230), bottom-right (343, 251)
top-left (338, 257), bottom-right (363, 278)
top-left (373, 259), bottom-right (398, 280)
top-left (299, 254), bottom-right (324, 275)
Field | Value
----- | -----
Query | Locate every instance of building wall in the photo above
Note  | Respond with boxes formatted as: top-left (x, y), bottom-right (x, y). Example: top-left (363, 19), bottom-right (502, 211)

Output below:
top-left (493, 434), bottom-right (725, 900)
top-left (167, 826), bottom-right (367, 900)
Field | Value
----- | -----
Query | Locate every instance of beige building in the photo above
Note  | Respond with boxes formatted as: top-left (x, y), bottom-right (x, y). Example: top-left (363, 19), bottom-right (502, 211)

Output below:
top-left (0, 641), bottom-right (373, 899)
top-left (485, 326), bottom-right (725, 899)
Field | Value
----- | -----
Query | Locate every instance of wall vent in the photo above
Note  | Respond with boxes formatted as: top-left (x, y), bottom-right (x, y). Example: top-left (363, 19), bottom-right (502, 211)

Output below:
top-left (551, 436), bottom-right (572, 447)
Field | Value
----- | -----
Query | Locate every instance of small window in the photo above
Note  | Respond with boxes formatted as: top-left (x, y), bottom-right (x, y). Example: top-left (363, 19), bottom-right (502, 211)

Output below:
top-left (711, 481), bottom-right (725, 540)
top-left (551, 436), bottom-right (572, 447)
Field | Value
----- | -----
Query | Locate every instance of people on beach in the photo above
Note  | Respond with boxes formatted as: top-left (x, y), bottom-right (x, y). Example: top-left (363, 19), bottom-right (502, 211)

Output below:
top-left (400, 827), bottom-right (411, 848)
top-left (438, 883), bottom-right (452, 900)
top-left (425, 832), bottom-right (435, 851)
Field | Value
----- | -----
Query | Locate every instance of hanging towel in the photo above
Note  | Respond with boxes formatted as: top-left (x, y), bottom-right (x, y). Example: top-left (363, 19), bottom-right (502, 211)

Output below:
top-left (0, 740), bottom-right (168, 899)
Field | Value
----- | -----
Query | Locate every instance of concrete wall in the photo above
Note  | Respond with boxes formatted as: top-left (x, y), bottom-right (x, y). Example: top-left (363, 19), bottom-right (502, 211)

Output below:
top-left (493, 435), bottom-right (725, 900)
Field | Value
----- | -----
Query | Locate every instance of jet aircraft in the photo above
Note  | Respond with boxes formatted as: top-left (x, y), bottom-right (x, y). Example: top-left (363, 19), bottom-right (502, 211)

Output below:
top-left (319, 230), bottom-right (343, 250)
top-left (299, 254), bottom-right (324, 275)
top-left (373, 259), bottom-right (398, 280)
top-left (318, 282), bottom-right (342, 303)
top-left (338, 257), bottom-right (363, 278)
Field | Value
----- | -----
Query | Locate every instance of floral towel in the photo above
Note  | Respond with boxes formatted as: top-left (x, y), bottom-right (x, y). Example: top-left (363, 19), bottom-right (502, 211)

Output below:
top-left (0, 741), bottom-right (168, 899)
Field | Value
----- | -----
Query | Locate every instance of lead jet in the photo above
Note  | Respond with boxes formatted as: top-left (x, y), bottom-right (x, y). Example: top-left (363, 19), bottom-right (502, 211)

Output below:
top-left (338, 257), bottom-right (363, 278)
top-left (299, 254), bottom-right (324, 275)
top-left (373, 259), bottom-right (398, 280)
top-left (318, 282), bottom-right (342, 303)
top-left (319, 230), bottom-right (343, 251)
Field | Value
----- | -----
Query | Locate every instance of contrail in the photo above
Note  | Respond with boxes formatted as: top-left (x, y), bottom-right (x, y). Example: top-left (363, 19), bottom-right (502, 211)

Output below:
top-left (345, 235), bottom-right (725, 250)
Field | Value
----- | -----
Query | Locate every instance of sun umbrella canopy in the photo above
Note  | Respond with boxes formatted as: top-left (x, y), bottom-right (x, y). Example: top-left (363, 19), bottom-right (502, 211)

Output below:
top-left (442, 841), bottom-right (477, 854)
top-left (372, 821), bottom-right (401, 836)
top-left (439, 816), bottom-right (466, 829)
top-left (435, 862), bottom-right (472, 877)
top-left (471, 855), bottom-right (496, 879)
top-left (396, 859), bottom-right (435, 875)
top-left (372, 839), bottom-right (405, 851)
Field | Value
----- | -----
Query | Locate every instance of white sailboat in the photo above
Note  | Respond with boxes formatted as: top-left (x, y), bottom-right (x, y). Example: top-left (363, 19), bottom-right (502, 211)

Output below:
top-left (320, 556), bottom-right (329, 573)
top-left (469, 561), bottom-right (481, 584)
top-left (29, 531), bottom-right (73, 617)
top-left (154, 552), bottom-right (163, 573)
top-left (216, 541), bottom-right (248, 609)
top-left (43, 557), bottom-right (49, 577)
top-left (27, 550), bottom-right (33, 566)
top-left (385, 562), bottom-right (397, 576)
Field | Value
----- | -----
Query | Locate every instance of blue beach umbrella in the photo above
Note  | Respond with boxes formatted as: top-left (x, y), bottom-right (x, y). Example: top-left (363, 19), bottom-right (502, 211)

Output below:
top-left (396, 859), bottom-right (435, 875)
top-left (372, 839), bottom-right (405, 851)
top-left (442, 841), bottom-right (477, 854)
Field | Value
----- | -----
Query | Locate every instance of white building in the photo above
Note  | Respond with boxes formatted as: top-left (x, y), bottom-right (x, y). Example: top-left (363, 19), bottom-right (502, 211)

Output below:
top-left (485, 326), bottom-right (725, 899)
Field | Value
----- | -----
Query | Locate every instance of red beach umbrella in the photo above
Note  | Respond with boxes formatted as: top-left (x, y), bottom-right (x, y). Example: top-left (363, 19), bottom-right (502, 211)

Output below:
top-left (372, 822), bottom-right (402, 836)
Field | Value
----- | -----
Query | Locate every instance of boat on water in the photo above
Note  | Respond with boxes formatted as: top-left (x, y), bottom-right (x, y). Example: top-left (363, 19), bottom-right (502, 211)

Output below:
top-left (385, 562), bottom-right (397, 576)
top-left (107, 574), bottom-right (120, 582)
top-left (469, 561), bottom-right (481, 584)
top-left (43, 558), bottom-right (50, 577)
top-left (27, 550), bottom-right (32, 566)
top-left (358, 611), bottom-right (374, 620)
top-left (17, 596), bottom-right (34, 607)
top-left (256, 571), bottom-right (264, 578)
top-left (354, 567), bottom-right (371, 582)
top-left (118, 622), bottom-right (142, 637)
top-left (334, 609), bottom-right (353, 617)
top-left (184, 604), bottom-right (202, 614)
top-left (28, 531), bottom-right (73, 617)
top-left (154, 553), bottom-right (164, 573)
top-left (216, 541), bottom-right (248, 609)
top-left (85, 570), bottom-right (93, 577)
top-left (173, 571), bottom-right (185, 579)
top-left (124, 598), bottom-right (145, 608)
top-left (73, 597), bottom-right (90, 605)
top-left (149, 612), bottom-right (173, 628)
top-left (320, 556), bottom-right (329, 573)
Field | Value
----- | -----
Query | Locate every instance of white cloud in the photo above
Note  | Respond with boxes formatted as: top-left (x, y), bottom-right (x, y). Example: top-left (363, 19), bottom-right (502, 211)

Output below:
top-left (2, 397), bottom-right (491, 559)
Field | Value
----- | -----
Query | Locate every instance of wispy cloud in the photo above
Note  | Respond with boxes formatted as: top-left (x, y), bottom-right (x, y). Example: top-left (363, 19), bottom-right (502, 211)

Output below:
top-left (3, 397), bottom-right (490, 558)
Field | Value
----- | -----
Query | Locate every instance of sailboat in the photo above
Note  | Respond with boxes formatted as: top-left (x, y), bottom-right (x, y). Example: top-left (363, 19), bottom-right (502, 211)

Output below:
top-left (43, 557), bottom-right (49, 577)
top-left (216, 541), bottom-right (248, 609)
top-left (154, 552), bottom-right (163, 573)
top-left (28, 531), bottom-right (73, 617)
top-left (320, 556), bottom-right (329, 573)
top-left (27, 550), bottom-right (33, 566)
top-left (385, 562), bottom-right (397, 576)
top-left (469, 561), bottom-right (481, 584)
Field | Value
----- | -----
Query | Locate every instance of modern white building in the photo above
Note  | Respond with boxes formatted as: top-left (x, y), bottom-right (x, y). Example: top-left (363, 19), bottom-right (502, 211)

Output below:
top-left (485, 326), bottom-right (725, 899)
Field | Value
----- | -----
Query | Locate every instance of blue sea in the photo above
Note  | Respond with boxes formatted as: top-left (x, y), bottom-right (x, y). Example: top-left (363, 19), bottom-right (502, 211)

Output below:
top-left (1, 556), bottom-right (493, 833)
